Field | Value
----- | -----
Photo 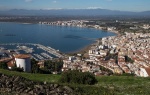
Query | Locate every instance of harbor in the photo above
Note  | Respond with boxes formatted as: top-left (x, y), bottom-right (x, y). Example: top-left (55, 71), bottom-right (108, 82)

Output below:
top-left (0, 43), bottom-right (64, 61)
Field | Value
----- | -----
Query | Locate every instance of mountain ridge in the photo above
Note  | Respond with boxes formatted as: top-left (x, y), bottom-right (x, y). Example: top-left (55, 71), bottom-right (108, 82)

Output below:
top-left (0, 9), bottom-right (150, 16)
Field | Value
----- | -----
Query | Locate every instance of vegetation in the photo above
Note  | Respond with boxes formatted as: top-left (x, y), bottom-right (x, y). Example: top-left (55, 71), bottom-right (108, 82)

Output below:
top-left (31, 59), bottom-right (63, 74)
top-left (31, 58), bottom-right (40, 73)
top-left (10, 63), bottom-right (24, 72)
top-left (0, 69), bottom-right (60, 83)
top-left (1, 69), bottom-right (150, 94)
top-left (44, 59), bottom-right (63, 72)
top-left (0, 58), bottom-right (63, 74)
top-left (11, 67), bottom-right (24, 72)
top-left (124, 55), bottom-right (134, 63)
top-left (99, 65), bottom-right (113, 75)
top-left (59, 70), bottom-right (97, 85)
top-left (0, 62), bottom-right (8, 69)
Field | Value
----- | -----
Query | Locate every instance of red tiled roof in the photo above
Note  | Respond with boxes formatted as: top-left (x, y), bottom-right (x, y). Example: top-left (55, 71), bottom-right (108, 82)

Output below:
top-left (144, 67), bottom-right (150, 76)
top-left (7, 59), bottom-right (15, 67)
top-left (15, 54), bottom-right (30, 59)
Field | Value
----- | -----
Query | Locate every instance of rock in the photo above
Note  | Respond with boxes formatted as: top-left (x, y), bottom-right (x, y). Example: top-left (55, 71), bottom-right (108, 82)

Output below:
top-left (63, 86), bottom-right (73, 93)
top-left (2, 83), bottom-right (6, 88)
top-left (56, 86), bottom-right (64, 93)
top-left (6, 81), bottom-right (13, 87)
top-left (34, 85), bottom-right (44, 90)
top-left (25, 87), bottom-right (32, 93)
top-left (16, 86), bottom-right (24, 92)
top-left (54, 84), bottom-right (59, 88)
top-left (46, 88), bottom-right (49, 92)
top-left (0, 73), bottom-right (74, 95)
top-left (19, 87), bottom-right (27, 93)
top-left (12, 86), bottom-right (16, 91)
top-left (44, 81), bottom-right (47, 84)
top-left (49, 90), bottom-right (56, 94)
top-left (37, 92), bottom-right (45, 95)
top-left (14, 76), bottom-right (21, 82)
top-left (0, 73), bottom-right (2, 77)
top-left (28, 90), bottom-right (34, 94)
top-left (8, 84), bottom-right (13, 88)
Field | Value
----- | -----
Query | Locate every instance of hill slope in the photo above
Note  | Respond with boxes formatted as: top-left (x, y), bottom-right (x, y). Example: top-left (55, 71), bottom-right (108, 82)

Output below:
top-left (0, 69), bottom-right (150, 94)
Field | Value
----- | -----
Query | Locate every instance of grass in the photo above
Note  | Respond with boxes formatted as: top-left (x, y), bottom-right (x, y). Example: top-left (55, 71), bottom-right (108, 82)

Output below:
top-left (0, 69), bottom-right (61, 83)
top-left (96, 76), bottom-right (150, 94)
top-left (96, 76), bottom-right (145, 85)
top-left (1, 69), bottom-right (150, 94)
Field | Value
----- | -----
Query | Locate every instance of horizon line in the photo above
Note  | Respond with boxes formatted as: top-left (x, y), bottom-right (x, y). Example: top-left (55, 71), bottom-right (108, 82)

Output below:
top-left (0, 8), bottom-right (149, 12)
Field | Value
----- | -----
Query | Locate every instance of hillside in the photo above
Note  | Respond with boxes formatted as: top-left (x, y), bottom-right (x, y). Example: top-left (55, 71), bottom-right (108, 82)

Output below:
top-left (0, 69), bottom-right (150, 94)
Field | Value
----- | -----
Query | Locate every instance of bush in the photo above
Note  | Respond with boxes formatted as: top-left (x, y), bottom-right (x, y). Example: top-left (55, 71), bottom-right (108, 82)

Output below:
top-left (0, 62), bottom-right (8, 69)
top-left (11, 67), bottom-right (24, 72)
top-left (124, 55), bottom-right (134, 63)
top-left (38, 68), bottom-right (51, 74)
top-left (60, 70), bottom-right (97, 85)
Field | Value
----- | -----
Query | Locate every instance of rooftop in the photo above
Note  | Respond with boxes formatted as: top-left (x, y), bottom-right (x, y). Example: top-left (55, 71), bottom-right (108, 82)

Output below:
top-left (15, 54), bottom-right (31, 59)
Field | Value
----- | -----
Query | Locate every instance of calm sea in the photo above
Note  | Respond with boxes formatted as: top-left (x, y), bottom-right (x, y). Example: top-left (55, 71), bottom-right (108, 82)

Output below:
top-left (0, 22), bottom-right (115, 53)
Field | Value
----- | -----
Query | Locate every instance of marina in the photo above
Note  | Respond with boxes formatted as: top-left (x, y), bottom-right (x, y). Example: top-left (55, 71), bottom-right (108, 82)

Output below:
top-left (0, 43), bottom-right (64, 61)
top-left (0, 22), bottom-right (115, 53)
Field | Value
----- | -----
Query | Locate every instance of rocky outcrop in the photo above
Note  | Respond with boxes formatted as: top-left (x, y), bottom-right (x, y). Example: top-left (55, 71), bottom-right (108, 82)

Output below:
top-left (0, 73), bottom-right (73, 95)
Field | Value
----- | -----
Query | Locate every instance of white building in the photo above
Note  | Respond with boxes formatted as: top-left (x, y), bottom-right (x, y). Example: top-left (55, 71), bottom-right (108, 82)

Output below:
top-left (140, 67), bottom-right (150, 77)
top-left (15, 54), bottom-right (31, 72)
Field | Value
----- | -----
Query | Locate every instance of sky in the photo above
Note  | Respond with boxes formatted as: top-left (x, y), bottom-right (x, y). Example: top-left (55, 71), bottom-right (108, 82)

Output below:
top-left (0, 0), bottom-right (150, 12)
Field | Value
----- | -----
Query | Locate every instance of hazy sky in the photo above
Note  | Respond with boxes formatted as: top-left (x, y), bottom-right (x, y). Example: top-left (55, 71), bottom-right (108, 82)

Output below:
top-left (0, 0), bottom-right (150, 11)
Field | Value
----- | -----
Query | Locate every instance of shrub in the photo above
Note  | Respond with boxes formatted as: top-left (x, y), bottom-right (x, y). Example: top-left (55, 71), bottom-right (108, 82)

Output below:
top-left (11, 67), bottom-right (24, 72)
top-left (60, 70), bottom-right (97, 85)
top-left (0, 62), bottom-right (8, 69)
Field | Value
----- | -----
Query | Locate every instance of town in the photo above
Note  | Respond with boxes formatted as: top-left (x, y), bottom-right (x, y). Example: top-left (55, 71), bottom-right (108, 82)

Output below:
top-left (0, 19), bottom-right (150, 77)
top-left (1, 1), bottom-right (150, 94)
top-left (40, 20), bottom-right (150, 77)
top-left (62, 32), bottom-right (150, 77)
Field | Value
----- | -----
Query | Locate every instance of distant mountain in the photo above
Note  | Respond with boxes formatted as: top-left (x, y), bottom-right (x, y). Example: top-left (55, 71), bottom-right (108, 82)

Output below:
top-left (140, 11), bottom-right (150, 16)
top-left (0, 9), bottom-right (150, 16)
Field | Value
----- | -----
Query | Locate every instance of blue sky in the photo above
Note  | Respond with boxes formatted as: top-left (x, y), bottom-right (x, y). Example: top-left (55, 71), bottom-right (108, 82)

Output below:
top-left (0, 0), bottom-right (150, 12)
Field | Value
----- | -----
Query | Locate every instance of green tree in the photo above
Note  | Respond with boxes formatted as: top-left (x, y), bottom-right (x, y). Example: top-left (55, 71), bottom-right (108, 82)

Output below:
top-left (60, 70), bottom-right (97, 85)
top-left (31, 58), bottom-right (39, 73)
top-left (44, 60), bottom-right (63, 72)
top-left (0, 62), bottom-right (8, 69)
top-left (31, 64), bottom-right (39, 73)
top-left (10, 62), bottom-right (23, 72)
top-left (124, 55), bottom-right (134, 63)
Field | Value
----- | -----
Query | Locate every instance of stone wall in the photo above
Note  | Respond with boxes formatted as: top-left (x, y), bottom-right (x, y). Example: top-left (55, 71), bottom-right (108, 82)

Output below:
top-left (0, 73), bottom-right (73, 95)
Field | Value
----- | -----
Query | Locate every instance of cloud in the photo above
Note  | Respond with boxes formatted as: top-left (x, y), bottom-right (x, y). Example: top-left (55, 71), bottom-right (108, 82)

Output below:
top-left (53, 1), bottom-right (57, 3)
top-left (87, 7), bottom-right (102, 9)
top-left (43, 8), bottom-right (62, 10)
top-left (25, 0), bottom-right (33, 2)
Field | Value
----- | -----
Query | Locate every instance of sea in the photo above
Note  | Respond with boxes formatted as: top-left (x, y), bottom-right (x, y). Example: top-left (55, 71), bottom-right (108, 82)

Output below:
top-left (0, 22), bottom-right (116, 53)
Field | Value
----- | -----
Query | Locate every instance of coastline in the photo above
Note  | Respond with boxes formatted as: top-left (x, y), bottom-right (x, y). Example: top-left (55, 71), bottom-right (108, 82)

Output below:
top-left (67, 41), bottom-right (95, 54)
top-left (43, 22), bottom-right (119, 55)
top-left (0, 21), bottom-right (118, 56)
top-left (44, 22), bottom-right (118, 55)
top-left (67, 30), bottom-right (118, 56)
top-left (67, 38), bottom-right (101, 57)
top-left (39, 21), bottom-right (118, 55)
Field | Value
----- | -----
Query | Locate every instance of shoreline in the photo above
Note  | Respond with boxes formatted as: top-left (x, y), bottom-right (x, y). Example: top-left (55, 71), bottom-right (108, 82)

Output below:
top-left (67, 38), bottom-right (101, 57)
top-left (0, 21), bottom-right (118, 56)
top-left (40, 22), bottom-right (119, 55)
top-left (67, 31), bottom-right (118, 56)
top-left (67, 30), bottom-right (118, 55)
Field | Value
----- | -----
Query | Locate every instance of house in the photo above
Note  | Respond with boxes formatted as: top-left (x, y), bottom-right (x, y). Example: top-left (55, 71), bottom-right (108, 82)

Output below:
top-left (7, 59), bottom-right (15, 69)
top-left (140, 67), bottom-right (150, 77)
top-left (37, 61), bottom-right (44, 68)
